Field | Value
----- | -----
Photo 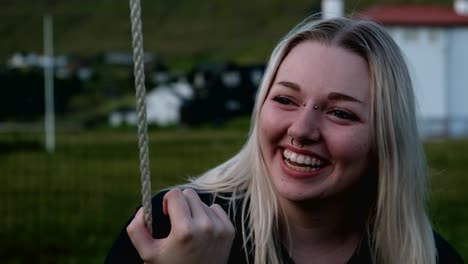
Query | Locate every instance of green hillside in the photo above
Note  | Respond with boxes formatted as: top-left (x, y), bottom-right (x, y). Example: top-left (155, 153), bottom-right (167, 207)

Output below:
top-left (0, 0), bottom-right (453, 68)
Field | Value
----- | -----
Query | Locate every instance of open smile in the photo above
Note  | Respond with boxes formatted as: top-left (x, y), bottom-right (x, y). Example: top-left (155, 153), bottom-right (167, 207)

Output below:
top-left (282, 148), bottom-right (330, 172)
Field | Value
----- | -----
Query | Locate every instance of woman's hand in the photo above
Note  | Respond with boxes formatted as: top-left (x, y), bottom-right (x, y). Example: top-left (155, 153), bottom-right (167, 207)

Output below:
top-left (127, 188), bottom-right (236, 264)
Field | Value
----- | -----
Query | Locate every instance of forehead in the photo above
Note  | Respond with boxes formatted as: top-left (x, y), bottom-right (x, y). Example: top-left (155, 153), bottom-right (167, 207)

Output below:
top-left (274, 41), bottom-right (370, 103)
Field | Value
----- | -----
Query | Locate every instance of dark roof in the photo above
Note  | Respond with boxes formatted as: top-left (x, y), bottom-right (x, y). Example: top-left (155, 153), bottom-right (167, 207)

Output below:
top-left (358, 5), bottom-right (468, 26)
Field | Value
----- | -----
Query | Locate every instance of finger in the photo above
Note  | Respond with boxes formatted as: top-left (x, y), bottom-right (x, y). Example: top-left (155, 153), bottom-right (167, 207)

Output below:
top-left (201, 203), bottom-right (228, 237)
top-left (182, 189), bottom-right (223, 236)
top-left (127, 208), bottom-right (155, 257)
top-left (163, 196), bottom-right (168, 216)
top-left (163, 188), bottom-right (192, 230)
top-left (210, 204), bottom-right (235, 234)
top-left (182, 188), bottom-right (210, 219)
top-left (183, 189), bottom-right (233, 238)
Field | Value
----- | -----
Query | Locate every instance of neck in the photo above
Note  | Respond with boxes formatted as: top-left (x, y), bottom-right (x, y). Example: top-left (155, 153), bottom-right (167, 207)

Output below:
top-left (278, 192), bottom-right (367, 263)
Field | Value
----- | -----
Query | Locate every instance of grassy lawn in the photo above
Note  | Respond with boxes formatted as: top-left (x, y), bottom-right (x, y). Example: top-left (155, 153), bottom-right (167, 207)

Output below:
top-left (0, 128), bottom-right (466, 263)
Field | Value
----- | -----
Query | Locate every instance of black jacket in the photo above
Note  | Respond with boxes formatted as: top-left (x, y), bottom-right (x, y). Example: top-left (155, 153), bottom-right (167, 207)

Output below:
top-left (105, 190), bottom-right (464, 264)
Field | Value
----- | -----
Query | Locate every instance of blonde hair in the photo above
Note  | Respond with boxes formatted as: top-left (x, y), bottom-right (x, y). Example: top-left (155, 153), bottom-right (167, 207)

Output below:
top-left (189, 16), bottom-right (436, 264)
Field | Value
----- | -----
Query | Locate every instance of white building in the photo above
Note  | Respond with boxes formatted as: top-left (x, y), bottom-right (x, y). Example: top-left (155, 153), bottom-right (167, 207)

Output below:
top-left (109, 78), bottom-right (193, 127)
top-left (145, 78), bottom-right (193, 126)
top-left (360, 2), bottom-right (468, 138)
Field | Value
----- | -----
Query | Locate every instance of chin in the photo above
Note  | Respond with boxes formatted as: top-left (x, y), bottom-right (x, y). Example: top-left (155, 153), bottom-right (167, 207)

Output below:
top-left (273, 178), bottom-right (328, 202)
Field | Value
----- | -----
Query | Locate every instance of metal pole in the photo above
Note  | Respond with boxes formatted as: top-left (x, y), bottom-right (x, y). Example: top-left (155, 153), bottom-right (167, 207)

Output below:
top-left (44, 14), bottom-right (55, 153)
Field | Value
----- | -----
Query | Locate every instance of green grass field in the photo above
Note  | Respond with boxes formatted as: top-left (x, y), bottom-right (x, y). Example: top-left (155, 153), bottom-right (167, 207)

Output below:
top-left (1, 128), bottom-right (467, 263)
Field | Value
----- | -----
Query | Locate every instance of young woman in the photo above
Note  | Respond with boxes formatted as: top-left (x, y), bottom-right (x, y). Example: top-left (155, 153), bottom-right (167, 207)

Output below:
top-left (106, 17), bottom-right (464, 264)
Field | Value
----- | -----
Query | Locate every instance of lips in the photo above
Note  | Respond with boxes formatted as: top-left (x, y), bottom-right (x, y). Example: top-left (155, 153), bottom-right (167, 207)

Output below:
top-left (282, 148), bottom-right (330, 172)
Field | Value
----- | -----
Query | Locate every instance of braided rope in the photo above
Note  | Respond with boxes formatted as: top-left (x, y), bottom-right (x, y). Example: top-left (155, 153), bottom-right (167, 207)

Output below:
top-left (129, 0), bottom-right (153, 235)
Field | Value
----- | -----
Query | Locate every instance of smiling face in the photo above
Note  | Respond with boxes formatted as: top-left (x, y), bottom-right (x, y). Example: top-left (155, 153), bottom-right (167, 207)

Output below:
top-left (258, 41), bottom-right (372, 203)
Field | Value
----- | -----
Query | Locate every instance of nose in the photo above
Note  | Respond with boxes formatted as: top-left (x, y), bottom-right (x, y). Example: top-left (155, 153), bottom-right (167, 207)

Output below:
top-left (287, 105), bottom-right (321, 145)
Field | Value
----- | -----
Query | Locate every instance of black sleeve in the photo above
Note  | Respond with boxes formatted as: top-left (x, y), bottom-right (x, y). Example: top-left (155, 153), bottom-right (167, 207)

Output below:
top-left (434, 231), bottom-right (465, 264)
top-left (104, 190), bottom-right (171, 264)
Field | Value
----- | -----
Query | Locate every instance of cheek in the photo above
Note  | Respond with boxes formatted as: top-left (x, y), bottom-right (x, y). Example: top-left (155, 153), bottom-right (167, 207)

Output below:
top-left (325, 126), bottom-right (371, 163)
top-left (259, 104), bottom-right (289, 143)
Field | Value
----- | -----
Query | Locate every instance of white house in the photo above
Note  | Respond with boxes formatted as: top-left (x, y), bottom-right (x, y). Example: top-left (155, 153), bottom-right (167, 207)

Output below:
top-left (109, 78), bottom-right (193, 127)
top-left (145, 78), bottom-right (194, 126)
top-left (359, 1), bottom-right (468, 138)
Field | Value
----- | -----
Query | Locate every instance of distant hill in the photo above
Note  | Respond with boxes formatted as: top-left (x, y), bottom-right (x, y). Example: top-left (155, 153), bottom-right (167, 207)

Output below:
top-left (0, 0), bottom-right (453, 69)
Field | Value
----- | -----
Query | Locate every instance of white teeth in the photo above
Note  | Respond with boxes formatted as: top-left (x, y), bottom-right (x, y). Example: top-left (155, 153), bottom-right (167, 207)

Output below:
top-left (297, 155), bottom-right (305, 164)
top-left (282, 149), bottom-right (327, 167)
top-left (310, 158), bottom-right (316, 166)
top-left (285, 160), bottom-right (320, 172)
top-left (290, 152), bottom-right (297, 162)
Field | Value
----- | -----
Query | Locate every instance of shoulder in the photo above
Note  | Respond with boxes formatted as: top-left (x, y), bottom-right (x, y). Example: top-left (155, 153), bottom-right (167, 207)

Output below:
top-left (434, 231), bottom-right (465, 264)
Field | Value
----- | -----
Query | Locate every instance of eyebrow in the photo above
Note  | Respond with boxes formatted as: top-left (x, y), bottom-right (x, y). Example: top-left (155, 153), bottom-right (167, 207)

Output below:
top-left (328, 92), bottom-right (363, 104)
top-left (277, 81), bottom-right (364, 104)
top-left (277, 81), bottom-right (301, 91)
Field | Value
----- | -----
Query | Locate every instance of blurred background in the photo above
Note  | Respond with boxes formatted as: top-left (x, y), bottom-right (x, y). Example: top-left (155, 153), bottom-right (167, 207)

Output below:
top-left (1, 0), bottom-right (467, 263)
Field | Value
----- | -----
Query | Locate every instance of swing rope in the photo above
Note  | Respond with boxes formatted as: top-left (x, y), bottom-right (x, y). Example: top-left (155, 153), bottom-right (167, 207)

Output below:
top-left (129, 0), bottom-right (153, 235)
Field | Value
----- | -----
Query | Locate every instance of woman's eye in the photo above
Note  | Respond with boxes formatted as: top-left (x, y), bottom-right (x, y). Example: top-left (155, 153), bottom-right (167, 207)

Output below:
top-left (273, 96), bottom-right (296, 105)
top-left (327, 109), bottom-right (359, 121)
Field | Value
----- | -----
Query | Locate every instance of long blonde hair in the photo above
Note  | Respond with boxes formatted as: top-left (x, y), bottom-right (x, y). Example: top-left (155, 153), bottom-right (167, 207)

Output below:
top-left (189, 16), bottom-right (436, 264)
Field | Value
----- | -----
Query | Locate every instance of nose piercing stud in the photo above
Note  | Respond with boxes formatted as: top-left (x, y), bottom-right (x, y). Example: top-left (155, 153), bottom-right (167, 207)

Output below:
top-left (302, 103), bottom-right (319, 110)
